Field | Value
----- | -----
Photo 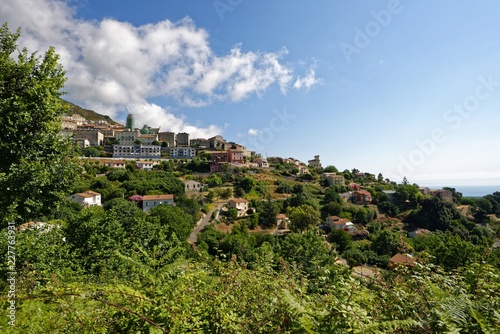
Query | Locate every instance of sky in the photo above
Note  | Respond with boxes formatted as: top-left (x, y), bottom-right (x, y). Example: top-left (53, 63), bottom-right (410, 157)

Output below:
top-left (1, 0), bottom-right (500, 187)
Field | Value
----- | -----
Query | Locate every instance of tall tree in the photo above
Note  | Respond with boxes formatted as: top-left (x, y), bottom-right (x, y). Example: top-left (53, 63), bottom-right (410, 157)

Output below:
top-left (259, 196), bottom-right (277, 228)
top-left (0, 24), bottom-right (76, 224)
top-left (286, 204), bottom-right (320, 232)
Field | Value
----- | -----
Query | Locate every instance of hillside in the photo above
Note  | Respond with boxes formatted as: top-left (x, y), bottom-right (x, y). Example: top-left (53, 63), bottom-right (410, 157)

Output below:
top-left (62, 99), bottom-right (121, 125)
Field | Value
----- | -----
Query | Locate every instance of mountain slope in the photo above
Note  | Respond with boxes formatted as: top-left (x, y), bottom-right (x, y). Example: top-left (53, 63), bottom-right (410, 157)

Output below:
top-left (62, 100), bottom-right (121, 125)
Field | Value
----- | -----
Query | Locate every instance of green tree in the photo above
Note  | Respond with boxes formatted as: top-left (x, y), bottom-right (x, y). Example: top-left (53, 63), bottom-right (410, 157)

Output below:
top-left (225, 207), bottom-right (239, 221)
top-left (286, 204), bottom-right (320, 232)
top-left (476, 198), bottom-right (493, 213)
top-left (323, 186), bottom-right (341, 204)
top-left (321, 201), bottom-right (343, 219)
top-left (370, 229), bottom-right (401, 257)
top-left (259, 196), bottom-right (278, 228)
top-left (0, 24), bottom-right (77, 224)
top-left (329, 229), bottom-right (353, 253)
top-left (218, 187), bottom-right (233, 199)
top-left (323, 165), bottom-right (339, 173)
top-left (148, 204), bottom-right (195, 241)
top-left (207, 174), bottom-right (223, 188)
top-left (82, 146), bottom-right (101, 157)
top-left (395, 183), bottom-right (421, 207)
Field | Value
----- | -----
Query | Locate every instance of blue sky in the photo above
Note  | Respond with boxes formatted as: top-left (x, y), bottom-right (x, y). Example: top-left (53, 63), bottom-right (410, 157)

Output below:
top-left (2, 0), bottom-right (500, 186)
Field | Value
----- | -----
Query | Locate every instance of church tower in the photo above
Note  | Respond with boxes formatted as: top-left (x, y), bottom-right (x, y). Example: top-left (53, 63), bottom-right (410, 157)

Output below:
top-left (126, 114), bottom-right (135, 130)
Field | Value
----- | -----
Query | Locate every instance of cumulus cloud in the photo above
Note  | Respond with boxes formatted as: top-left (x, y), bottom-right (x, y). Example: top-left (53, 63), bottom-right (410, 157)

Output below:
top-left (294, 68), bottom-right (321, 91)
top-left (0, 0), bottom-right (317, 137)
top-left (247, 129), bottom-right (261, 136)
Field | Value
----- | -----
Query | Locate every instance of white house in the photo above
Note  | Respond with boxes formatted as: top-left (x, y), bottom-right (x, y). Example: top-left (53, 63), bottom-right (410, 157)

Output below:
top-left (142, 194), bottom-right (174, 213)
top-left (228, 198), bottom-right (249, 217)
top-left (183, 180), bottom-right (202, 192)
top-left (297, 166), bottom-right (310, 176)
top-left (326, 216), bottom-right (354, 231)
top-left (67, 190), bottom-right (102, 207)
top-left (136, 160), bottom-right (158, 170)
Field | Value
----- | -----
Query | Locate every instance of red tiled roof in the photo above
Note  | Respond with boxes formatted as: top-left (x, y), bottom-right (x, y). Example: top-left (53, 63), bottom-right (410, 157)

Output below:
top-left (389, 254), bottom-right (416, 265)
top-left (76, 190), bottom-right (100, 198)
top-left (355, 190), bottom-right (371, 196)
top-left (230, 198), bottom-right (248, 203)
top-left (334, 218), bottom-right (352, 225)
top-left (277, 214), bottom-right (286, 219)
top-left (142, 194), bottom-right (174, 201)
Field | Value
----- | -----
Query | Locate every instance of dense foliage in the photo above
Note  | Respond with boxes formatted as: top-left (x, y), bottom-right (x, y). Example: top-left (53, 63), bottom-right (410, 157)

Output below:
top-left (0, 24), bottom-right (77, 224)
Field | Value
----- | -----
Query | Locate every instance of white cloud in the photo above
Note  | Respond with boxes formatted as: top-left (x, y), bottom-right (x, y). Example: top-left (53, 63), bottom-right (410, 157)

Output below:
top-left (0, 0), bottom-right (317, 136)
top-left (247, 129), bottom-right (261, 136)
top-left (294, 68), bottom-right (321, 91)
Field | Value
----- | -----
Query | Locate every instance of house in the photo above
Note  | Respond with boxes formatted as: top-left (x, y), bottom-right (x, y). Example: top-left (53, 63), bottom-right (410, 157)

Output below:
top-left (113, 145), bottom-right (161, 158)
top-left (142, 194), bottom-right (174, 213)
top-left (169, 146), bottom-right (196, 159)
top-left (228, 149), bottom-right (244, 164)
top-left (276, 213), bottom-right (290, 230)
top-left (352, 190), bottom-right (372, 204)
top-left (73, 130), bottom-right (104, 146)
top-left (115, 129), bottom-right (140, 146)
top-left (308, 155), bottom-right (322, 168)
top-left (210, 151), bottom-right (230, 172)
top-left (228, 198), bottom-right (249, 217)
top-left (408, 228), bottom-right (431, 238)
top-left (99, 159), bottom-right (126, 169)
top-left (73, 138), bottom-right (90, 148)
top-left (254, 158), bottom-right (269, 168)
top-left (321, 173), bottom-right (345, 186)
top-left (191, 138), bottom-right (210, 148)
top-left (158, 131), bottom-right (176, 147)
top-left (353, 172), bottom-right (365, 180)
top-left (184, 180), bottom-right (202, 192)
top-left (430, 189), bottom-right (453, 203)
top-left (297, 166), bottom-right (310, 176)
top-left (284, 157), bottom-right (301, 166)
top-left (67, 190), bottom-right (102, 207)
top-left (326, 215), bottom-right (340, 228)
top-left (209, 135), bottom-right (226, 149)
top-left (419, 187), bottom-right (431, 195)
top-left (136, 160), bottom-right (158, 170)
top-left (389, 254), bottom-right (416, 270)
top-left (326, 216), bottom-right (354, 231)
top-left (137, 134), bottom-right (158, 145)
top-left (340, 192), bottom-right (352, 202)
top-left (176, 132), bottom-right (190, 146)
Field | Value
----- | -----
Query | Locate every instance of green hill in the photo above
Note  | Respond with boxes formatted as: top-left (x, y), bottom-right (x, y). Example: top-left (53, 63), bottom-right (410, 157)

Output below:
top-left (62, 99), bottom-right (121, 125)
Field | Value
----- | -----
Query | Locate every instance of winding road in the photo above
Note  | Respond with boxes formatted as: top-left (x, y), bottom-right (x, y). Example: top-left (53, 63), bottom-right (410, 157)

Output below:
top-left (188, 204), bottom-right (223, 243)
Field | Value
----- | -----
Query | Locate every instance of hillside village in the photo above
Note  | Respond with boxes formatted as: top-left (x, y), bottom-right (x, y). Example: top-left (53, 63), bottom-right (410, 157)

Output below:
top-left (60, 110), bottom-right (498, 252)
top-left (61, 114), bottom-right (453, 226)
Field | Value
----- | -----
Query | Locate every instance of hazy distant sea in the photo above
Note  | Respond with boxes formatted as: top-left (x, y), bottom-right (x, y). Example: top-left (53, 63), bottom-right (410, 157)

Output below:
top-left (427, 185), bottom-right (500, 198)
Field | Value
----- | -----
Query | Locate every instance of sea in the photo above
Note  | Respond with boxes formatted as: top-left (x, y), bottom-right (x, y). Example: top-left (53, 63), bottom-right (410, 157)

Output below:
top-left (422, 185), bottom-right (500, 198)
